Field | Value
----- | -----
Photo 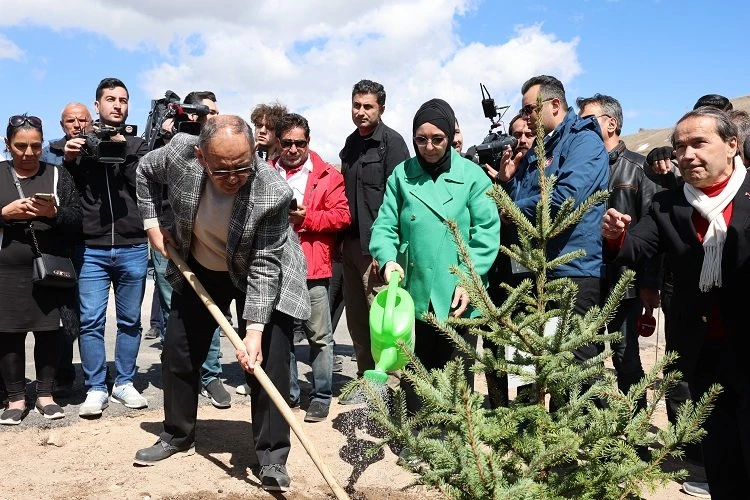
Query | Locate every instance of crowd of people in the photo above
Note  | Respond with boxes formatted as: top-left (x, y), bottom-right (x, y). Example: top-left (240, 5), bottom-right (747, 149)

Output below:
top-left (1, 73), bottom-right (749, 497)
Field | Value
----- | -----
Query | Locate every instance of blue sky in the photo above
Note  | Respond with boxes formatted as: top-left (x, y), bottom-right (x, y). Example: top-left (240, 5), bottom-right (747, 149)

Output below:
top-left (0, 0), bottom-right (747, 162)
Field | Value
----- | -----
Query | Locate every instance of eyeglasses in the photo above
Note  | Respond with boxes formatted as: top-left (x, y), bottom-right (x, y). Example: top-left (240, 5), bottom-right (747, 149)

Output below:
top-left (9, 115), bottom-right (43, 128)
top-left (207, 166), bottom-right (253, 179)
top-left (414, 135), bottom-right (447, 147)
top-left (280, 139), bottom-right (308, 149)
top-left (520, 98), bottom-right (553, 117)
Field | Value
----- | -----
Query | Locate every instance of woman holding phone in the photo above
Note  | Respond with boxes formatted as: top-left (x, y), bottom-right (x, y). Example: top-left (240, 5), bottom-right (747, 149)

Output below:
top-left (0, 114), bottom-right (81, 424)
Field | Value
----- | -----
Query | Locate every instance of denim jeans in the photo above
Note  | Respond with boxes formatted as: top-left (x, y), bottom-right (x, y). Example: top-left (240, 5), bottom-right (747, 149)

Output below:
top-left (75, 244), bottom-right (148, 392)
top-left (152, 250), bottom-right (224, 388)
top-left (290, 279), bottom-right (333, 405)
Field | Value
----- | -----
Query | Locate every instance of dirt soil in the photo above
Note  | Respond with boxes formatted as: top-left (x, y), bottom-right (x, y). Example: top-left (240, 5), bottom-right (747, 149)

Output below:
top-left (0, 303), bottom-right (706, 499)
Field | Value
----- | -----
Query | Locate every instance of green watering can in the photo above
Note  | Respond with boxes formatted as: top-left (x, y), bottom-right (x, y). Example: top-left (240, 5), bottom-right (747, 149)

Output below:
top-left (364, 270), bottom-right (415, 384)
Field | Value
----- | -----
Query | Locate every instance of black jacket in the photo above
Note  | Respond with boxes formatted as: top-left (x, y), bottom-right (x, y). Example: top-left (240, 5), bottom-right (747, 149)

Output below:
top-left (614, 174), bottom-right (750, 374)
top-left (339, 121), bottom-right (409, 254)
top-left (606, 141), bottom-right (661, 296)
top-left (64, 135), bottom-right (149, 246)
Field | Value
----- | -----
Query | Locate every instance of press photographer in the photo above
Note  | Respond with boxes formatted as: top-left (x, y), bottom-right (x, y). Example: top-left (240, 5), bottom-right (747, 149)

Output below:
top-left (62, 77), bottom-right (151, 417)
top-left (143, 91), bottom-right (216, 151)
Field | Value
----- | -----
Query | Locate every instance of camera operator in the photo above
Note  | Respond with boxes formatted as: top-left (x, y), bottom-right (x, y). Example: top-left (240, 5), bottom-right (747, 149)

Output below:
top-left (42, 103), bottom-right (93, 166)
top-left (63, 77), bottom-right (150, 417)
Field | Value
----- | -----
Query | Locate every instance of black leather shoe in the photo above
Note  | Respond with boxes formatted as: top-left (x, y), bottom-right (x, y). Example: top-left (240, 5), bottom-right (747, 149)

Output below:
top-left (133, 440), bottom-right (195, 466)
top-left (35, 401), bottom-right (65, 420)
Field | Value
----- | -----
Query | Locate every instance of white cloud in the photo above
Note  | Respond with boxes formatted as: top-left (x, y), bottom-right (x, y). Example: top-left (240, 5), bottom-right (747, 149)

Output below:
top-left (0, 0), bottom-right (581, 161)
top-left (0, 34), bottom-right (23, 60)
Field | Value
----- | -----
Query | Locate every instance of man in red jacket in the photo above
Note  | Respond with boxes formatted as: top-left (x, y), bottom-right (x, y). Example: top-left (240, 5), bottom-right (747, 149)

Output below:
top-left (271, 113), bottom-right (351, 422)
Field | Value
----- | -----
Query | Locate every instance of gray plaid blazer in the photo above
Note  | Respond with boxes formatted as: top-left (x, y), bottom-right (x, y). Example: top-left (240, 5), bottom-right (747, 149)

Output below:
top-left (136, 133), bottom-right (311, 324)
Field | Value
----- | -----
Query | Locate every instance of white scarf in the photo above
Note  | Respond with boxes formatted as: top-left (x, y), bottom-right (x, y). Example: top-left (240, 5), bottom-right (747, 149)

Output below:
top-left (683, 157), bottom-right (746, 292)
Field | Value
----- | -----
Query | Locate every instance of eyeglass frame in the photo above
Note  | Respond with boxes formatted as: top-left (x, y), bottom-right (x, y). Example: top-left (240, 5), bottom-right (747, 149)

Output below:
top-left (413, 135), bottom-right (448, 147)
top-left (520, 98), bottom-right (554, 117)
top-left (279, 139), bottom-right (308, 149)
top-left (196, 146), bottom-right (254, 179)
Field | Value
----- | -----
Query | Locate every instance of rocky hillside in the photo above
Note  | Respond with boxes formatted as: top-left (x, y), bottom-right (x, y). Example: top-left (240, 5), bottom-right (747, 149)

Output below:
top-left (622, 95), bottom-right (750, 154)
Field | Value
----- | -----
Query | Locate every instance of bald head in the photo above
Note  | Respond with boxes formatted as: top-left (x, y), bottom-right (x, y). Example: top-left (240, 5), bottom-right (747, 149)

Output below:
top-left (198, 114), bottom-right (254, 152)
top-left (60, 102), bottom-right (92, 138)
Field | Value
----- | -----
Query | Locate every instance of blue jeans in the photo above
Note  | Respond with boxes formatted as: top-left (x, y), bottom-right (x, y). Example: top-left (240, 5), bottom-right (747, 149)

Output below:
top-left (152, 250), bottom-right (224, 387)
top-left (290, 279), bottom-right (333, 405)
top-left (75, 244), bottom-right (148, 392)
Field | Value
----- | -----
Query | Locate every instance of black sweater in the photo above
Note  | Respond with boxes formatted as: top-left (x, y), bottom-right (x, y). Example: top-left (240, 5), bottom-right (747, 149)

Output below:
top-left (64, 135), bottom-right (149, 246)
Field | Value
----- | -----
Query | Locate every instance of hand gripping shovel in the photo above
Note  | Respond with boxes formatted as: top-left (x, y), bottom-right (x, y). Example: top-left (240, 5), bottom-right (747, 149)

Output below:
top-left (167, 246), bottom-right (349, 499)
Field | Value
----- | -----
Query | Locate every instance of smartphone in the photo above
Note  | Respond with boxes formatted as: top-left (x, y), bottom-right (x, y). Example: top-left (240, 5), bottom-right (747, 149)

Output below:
top-left (33, 193), bottom-right (56, 202)
top-left (289, 198), bottom-right (298, 211)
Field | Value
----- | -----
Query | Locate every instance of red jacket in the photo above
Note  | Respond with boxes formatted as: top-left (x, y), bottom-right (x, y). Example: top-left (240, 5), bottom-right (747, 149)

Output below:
top-left (273, 150), bottom-right (351, 279)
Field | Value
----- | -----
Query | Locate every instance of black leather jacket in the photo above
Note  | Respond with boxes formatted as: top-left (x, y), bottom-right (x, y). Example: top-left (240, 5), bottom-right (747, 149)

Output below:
top-left (606, 141), bottom-right (661, 296)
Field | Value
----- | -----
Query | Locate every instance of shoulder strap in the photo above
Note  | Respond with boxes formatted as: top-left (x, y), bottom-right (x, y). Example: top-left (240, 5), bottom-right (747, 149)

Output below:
top-left (5, 162), bottom-right (43, 256)
top-left (7, 162), bottom-right (25, 199)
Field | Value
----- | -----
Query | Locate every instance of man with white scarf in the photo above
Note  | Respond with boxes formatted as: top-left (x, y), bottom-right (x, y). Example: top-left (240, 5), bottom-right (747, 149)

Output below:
top-left (602, 106), bottom-right (750, 500)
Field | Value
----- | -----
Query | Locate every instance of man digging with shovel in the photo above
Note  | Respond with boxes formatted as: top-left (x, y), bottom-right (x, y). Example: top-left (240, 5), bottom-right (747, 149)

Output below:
top-left (133, 115), bottom-right (311, 492)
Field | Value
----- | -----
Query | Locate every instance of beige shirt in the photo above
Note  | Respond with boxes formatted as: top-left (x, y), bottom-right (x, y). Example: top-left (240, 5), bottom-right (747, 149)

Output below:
top-left (191, 180), bottom-right (235, 271)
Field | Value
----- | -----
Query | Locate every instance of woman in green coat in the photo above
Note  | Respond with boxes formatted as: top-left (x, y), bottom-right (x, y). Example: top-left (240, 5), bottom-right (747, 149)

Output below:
top-left (369, 98), bottom-right (500, 410)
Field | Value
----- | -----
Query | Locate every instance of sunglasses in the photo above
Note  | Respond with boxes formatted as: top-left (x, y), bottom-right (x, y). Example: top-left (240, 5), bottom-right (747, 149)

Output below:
top-left (280, 139), bottom-right (308, 149)
top-left (414, 135), bottom-right (447, 147)
top-left (9, 115), bottom-right (43, 128)
top-left (208, 165), bottom-right (253, 179)
top-left (520, 98), bottom-right (553, 117)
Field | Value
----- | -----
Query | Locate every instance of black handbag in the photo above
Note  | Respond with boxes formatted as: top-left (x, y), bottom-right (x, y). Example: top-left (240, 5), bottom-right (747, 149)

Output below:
top-left (7, 163), bottom-right (77, 288)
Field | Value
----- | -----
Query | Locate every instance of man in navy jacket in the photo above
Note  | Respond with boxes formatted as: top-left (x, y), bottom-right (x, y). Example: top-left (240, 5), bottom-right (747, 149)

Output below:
top-left (499, 75), bottom-right (609, 365)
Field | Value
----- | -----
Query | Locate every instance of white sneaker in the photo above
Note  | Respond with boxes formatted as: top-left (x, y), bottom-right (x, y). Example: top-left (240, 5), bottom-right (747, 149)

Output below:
top-left (110, 383), bottom-right (148, 409)
top-left (235, 383), bottom-right (250, 396)
top-left (683, 481), bottom-right (711, 499)
top-left (79, 390), bottom-right (109, 417)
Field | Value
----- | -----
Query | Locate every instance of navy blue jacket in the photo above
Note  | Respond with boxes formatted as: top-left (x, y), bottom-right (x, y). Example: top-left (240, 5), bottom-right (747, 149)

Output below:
top-left (506, 108), bottom-right (609, 278)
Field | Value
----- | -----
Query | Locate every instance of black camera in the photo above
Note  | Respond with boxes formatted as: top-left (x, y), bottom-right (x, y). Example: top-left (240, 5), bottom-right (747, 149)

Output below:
top-left (467, 83), bottom-right (517, 166)
top-left (143, 91), bottom-right (210, 151)
top-left (78, 122), bottom-right (138, 164)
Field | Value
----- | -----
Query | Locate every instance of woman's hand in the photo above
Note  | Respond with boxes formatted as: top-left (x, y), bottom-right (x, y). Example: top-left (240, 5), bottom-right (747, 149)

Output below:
top-left (237, 329), bottom-right (263, 373)
top-left (2, 198), bottom-right (33, 221)
top-left (28, 196), bottom-right (57, 218)
top-left (0, 197), bottom-right (53, 221)
top-left (383, 261), bottom-right (405, 283)
top-left (450, 286), bottom-right (470, 318)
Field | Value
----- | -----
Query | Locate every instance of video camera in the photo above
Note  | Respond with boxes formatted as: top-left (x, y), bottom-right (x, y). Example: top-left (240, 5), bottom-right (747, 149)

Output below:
top-left (78, 121), bottom-right (138, 164)
top-left (467, 83), bottom-right (517, 166)
top-left (143, 91), bottom-right (210, 151)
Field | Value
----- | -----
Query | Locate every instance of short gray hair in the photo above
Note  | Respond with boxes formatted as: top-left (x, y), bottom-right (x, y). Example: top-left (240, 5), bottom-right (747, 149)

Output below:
top-left (671, 107), bottom-right (738, 147)
top-left (198, 115), bottom-right (254, 151)
top-left (576, 93), bottom-right (624, 135)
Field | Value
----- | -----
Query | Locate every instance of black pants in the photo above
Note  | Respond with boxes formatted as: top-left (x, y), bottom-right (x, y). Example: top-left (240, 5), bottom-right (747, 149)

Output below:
top-left (160, 257), bottom-right (293, 466)
top-left (0, 330), bottom-right (58, 402)
top-left (404, 317), bottom-right (477, 414)
top-left (689, 341), bottom-right (750, 499)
